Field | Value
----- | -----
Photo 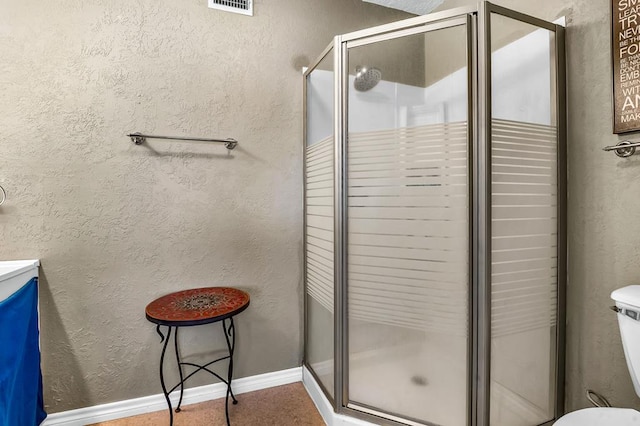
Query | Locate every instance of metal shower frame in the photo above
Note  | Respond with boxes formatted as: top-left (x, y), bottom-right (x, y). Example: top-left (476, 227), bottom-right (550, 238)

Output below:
top-left (302, 2), bottom-right (567, 425)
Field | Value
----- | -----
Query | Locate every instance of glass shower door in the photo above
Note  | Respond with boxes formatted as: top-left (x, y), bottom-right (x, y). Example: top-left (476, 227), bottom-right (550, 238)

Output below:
top-left (344, 19), bottom-right (472, 425)
top-left (487, 8), bottom-right (562, 426)
top-left (304, 47), bottom-right (336, 399)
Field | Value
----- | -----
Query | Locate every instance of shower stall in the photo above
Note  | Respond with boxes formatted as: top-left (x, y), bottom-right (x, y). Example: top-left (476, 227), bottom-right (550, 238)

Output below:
top-left (303, 3), bottom-right (565, 426)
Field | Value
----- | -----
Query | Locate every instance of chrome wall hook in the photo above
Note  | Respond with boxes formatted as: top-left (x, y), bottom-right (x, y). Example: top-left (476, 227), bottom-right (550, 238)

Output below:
top-left (0, 185), bottom-right (5, 206)
top-left (603, 140), bottom-right (640, 158)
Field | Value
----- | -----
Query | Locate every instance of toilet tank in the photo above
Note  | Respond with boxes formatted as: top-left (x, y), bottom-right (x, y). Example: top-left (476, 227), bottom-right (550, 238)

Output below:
top-left (612, 285), bottom-right (640, 398)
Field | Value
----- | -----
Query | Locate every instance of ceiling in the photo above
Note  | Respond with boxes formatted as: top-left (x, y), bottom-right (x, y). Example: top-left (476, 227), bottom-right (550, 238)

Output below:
top-left (362, 0), bottom-right (445, 15)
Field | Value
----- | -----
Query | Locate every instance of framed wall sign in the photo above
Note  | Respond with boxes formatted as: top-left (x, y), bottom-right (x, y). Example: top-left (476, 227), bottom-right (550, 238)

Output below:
top-left (613, 0), bottom-right (640, 133)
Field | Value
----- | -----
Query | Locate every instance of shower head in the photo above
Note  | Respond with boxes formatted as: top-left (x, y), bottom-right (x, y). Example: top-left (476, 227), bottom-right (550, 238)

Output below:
top-left (354, 66), bottom-right (382, 92)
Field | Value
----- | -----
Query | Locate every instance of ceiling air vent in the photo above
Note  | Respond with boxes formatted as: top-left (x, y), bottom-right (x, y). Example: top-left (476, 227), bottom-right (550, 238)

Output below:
top-left (208, 0), bottom-right (253, 16)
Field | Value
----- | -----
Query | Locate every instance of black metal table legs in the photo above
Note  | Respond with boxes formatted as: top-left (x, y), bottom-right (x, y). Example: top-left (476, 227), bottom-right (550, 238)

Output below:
top-left (222, 318), bottom-right (238, 424)
top-left (156, 317), bottom-right (238, 426)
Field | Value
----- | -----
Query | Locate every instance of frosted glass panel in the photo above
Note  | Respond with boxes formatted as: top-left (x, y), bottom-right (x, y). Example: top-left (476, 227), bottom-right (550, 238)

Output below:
top-left (490, 14), bottom-right (558, 426)
top-left (305, 51), bottom-right (335, 398)
top-left (346, 25), bottom-right (469, 425)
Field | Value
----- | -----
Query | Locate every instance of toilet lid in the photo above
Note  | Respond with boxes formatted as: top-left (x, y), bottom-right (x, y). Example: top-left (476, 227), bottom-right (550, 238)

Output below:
top-left (554, 408), bottom-right (640, 425)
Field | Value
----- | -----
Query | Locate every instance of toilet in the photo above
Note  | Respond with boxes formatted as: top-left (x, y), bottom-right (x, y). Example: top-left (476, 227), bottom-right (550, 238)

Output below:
top-left (554, 286), bottom-right (640, 425)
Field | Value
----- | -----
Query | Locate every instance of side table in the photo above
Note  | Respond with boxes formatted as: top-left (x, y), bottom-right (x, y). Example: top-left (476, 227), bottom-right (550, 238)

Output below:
top-left (145, 287), bottom-right (250, 426)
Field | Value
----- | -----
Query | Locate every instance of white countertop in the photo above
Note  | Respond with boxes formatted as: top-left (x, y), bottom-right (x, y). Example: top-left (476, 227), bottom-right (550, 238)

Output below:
top-left (0, 259), bottom-right (40, 302)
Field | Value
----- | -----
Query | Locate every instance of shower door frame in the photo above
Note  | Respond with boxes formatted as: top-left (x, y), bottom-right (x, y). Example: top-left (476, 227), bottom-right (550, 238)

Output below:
top-left (476, 4), bottom-right (567, 426)
top-left (302, 3), bottom-right (567, 426)
top-left (303, 39), bottom-right (337, 407)
top-left (338, 10), bottom-right (476, 426)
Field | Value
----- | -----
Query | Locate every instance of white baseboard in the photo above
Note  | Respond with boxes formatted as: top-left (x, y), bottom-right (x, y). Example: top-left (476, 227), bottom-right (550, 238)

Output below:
top-left (43, 367), bottom-right (302, 426)
top-left (302, 366), bottom-right (373, 426)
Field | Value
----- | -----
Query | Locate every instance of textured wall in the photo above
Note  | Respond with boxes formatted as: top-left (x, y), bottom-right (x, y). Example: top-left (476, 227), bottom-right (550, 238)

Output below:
top-left (0, 0), bottom-right (408, 413)
top-left (562, 0), bottom-right (640, 412)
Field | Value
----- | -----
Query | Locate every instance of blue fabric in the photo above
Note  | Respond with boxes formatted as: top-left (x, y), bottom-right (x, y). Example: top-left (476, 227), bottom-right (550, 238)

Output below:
top-left (0, 278), bottom-right (47, 426)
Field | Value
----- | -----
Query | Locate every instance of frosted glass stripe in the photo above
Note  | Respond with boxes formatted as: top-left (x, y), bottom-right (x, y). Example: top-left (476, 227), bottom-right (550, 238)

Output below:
top-left (306, 199), bottom-right (332, 207)
top-left (306, 143), bottom-right (333, 158)
top-left (493, 165), bottom-right (554, 174)
top-left (492, 131), bottom-right (557, 142)
top-left (306, 205), bottom-right (333, 216)
top-left (350, 245), bottom-right (467, 263)
top-left (306, 187), bottom-right (332, 197)
top-left (307, 242), bottom-right (333, 259)
top-left (491, 157), bottom-right (554, 167)
top-left (350, 233), bottom-right (465, 251)
top-left (349, 160), bottom-right (468, 173)
top-left (307, 179), bottom-right (333, 189)
top-left (307, 260), bottom-right (333, 279)
top-left (307, 249), bottom-right (333, 267)
top-left (349, 175), bottom-right (468, 187)
top-left (349, 151), bottom-right (467, 165)
top-left (493, 206), bottom-right (556, 218)
top-left (349, 133), bottom-right (468, 143)
top-left (306, 173), bottom-right (333, 183)
top-left (493, 235), bottom-right (556, 250)
top-left (349, 144), bottom-right (468, 157)
top-left (350, 278), bottom-right (467, 295)
top-left (306, 227), bottom-right (333, 241)
top-left (305, 136), bottom-right (334, 311)
top-left (306, 150), bottom-right (333, 164)
top-left (350, 255), bottom-right (466, 274)
top-left (305, 161), bottom-right (333, 173)
top-left (493, 259), bottom-right (557, 275)
top-left (307, 272), bottom-right (333, 293)
top-left (349, 219), bottom-right (467, 238)
top-left (493, 150), bottom-right (555, 161)
top-left (349, 206), bottom-right (468, 221)
top-left (348, 307), bottom-right (465, 324)
top-left (493, 118), bottom-right (558, 132)
top-left (307, 275), bottom-right (333, 299)
top-left (350, 169), bottom-right (468, 180)
top-left (492, 247), bottom-right (557, 262)
top-left (347, 121), bottom-right (469, 334)
top-left (349, 260), bottom-right (467, 285)
top-left (348, 312), bottom-right (463, 334)
top-left (493, 287), bottom-right (557, 300)
top-left (349, 141), bottom-right (468, 156)
top-left (493, 268), bottom-right (558, 283)
top-left (307, 244), bottom-right (333, 262)
top-left (349, 299), bottom-right (466, 318)
top-left (493, 141), bottom-right (556, 153)
top-left (349, 129), bottom-right (467, 141)
top-left (307, 233), bottom-right (333, 248)
top-left (349, 126), bottom-right (467, 138)
top-left (349, 123), bottom-right (467, 139)
top-left (350, 185), bottom-right (467, 197)
top-left (307, 137), bottom-right (333, 151)
top-left (306, 167), bottom-right (334, 178)
top-left (307, 149), bottom-right (333, 162)
top-left (307, 215), bottom-right (333, 229)
top-left (492, 119), bottom-right (558, 337)
top-left (493, 194), bottom-right (556, 205)
top-left (349, 291), bottom-right (468, 309)
top-left (493, 174), bottom-right (554, 184)
top-left (349, 196), bottom-right (468, 208)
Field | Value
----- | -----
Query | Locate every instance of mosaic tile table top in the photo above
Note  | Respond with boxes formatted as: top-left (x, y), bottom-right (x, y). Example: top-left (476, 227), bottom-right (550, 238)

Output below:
top-left (145, 287), bottom-right (250, 326)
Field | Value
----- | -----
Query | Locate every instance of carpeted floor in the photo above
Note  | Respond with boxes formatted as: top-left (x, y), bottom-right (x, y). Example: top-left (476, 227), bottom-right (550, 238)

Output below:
top-left (90, 382), bottom-right (326, 426)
